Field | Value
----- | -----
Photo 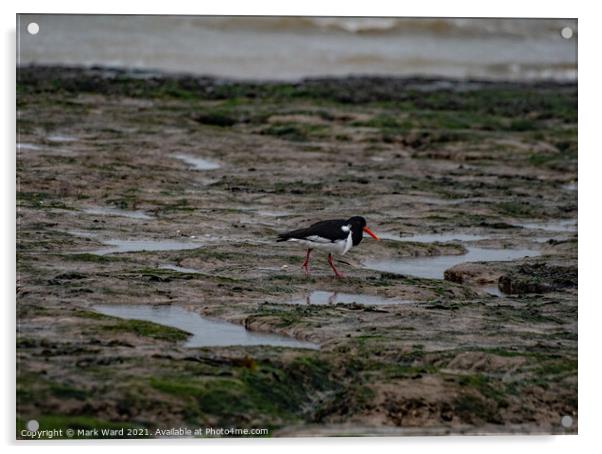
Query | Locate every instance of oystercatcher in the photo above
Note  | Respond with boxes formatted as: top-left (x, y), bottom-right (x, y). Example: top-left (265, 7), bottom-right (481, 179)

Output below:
top-left (277, 216), bottom-right (379, 277)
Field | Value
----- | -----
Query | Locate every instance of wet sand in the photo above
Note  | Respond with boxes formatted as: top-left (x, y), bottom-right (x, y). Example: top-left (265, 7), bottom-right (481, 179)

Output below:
top-left (16, 65), bottom-right (577, 437)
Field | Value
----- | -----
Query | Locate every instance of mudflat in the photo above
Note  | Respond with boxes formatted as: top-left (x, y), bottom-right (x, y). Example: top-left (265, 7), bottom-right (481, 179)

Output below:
top-left (16, 66), bottom-right (577, 437)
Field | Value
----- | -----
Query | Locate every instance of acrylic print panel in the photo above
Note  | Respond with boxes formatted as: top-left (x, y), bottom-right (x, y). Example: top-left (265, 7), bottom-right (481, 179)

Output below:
top-left (16, 15), bottom-right (577, 439)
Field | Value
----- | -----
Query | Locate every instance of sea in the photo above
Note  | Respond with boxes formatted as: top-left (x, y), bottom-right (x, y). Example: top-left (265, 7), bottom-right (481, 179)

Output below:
top-left (17, 15), bottom-right (577, 81)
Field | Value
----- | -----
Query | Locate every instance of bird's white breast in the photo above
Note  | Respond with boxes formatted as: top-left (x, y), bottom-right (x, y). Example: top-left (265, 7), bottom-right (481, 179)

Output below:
top-left (341, 229), bottom-right (353, 255)
top-left (288, 228), bottom-right (353, 255)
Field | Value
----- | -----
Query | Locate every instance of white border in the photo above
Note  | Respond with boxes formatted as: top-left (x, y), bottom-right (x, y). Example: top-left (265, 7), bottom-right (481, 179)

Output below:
top-left (3, 1), bottom-right (599, 453)
top-left (4, 0), bottom-right (585, 17)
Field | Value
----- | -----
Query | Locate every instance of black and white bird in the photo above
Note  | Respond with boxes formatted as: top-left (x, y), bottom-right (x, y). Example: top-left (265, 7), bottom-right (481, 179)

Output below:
top-left (277, 216), bottom-right (379, 277)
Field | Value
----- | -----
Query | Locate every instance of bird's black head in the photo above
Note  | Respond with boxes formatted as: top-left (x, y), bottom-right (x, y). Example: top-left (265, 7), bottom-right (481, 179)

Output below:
top-left (346, 216), bottom-right (374, 246)
top-left (346, 216), bottom-right (367, 230)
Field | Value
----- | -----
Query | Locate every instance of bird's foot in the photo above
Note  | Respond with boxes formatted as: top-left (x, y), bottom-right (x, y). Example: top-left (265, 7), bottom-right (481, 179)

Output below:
top-left (327, 253), bottom-right (344, 278)
top-left (301, 249), bottom-right (312, 277)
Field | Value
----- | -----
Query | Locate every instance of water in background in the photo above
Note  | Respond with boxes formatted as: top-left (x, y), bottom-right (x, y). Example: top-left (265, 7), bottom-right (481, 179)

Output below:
top-left (17, 15), bottom-right (577, 81)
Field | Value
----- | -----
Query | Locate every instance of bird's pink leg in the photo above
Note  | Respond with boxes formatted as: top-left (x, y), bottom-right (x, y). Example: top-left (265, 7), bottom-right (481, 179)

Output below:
top-left (328, 253), bottom-right (344, 278)
top-left (302, 248), bottom-right (312, 276)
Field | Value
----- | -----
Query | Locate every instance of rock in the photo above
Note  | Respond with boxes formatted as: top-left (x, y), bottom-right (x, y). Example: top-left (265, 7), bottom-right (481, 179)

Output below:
top-left (193, 112), bottom-right (237, 127)
top-left (498, 263), bottom-right (577, 294)
top-left (444, 263), bottom-right (501, 285)
top-left (478, 221), bottom-right (518, 230)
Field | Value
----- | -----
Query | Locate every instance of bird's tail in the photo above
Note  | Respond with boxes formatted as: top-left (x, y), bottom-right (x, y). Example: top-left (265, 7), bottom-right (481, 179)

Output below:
top-left (277, 226), bottom-right (310, 242)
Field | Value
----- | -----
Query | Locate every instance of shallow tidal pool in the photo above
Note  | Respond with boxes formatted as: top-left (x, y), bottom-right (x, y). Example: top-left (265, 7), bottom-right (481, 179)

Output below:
top-left (93, 304), bottom-right (319, 349)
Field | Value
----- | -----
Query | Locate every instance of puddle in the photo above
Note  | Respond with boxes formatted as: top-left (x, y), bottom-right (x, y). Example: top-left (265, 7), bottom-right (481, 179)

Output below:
top-left (481, 285), bottom-right (504, 297)
top-left (518, 219), bottom-right (577, 233)
top-left (83, 206), bottom-right (153, 220)
top-left (363, 247), bottom-right (540, 279)
top-left (158, 264), bottom-right (201, 273)
top-left (562, 182), bottom-right (577, 191)
top-left (173, 153), bottom-right (221, 170)
top-left (378, 232), bottom-right (488, 243)
top-left (48, 135), bottom-right (78, 142)
top-left (287, 290), bottom-right (413, 306)
top-left (408, 196), bottom-right (480, 206)
top-left (91, 239), bottom-right (202, 255)
top-left (93, 305), bottom-right (319, 349)
top-left (18, 142), bottom-right (76, 155)
top-left (255, 210), bottom-right (290, 217)
top-left (17, 143), bottom-right (43, 151)
top-left (68, 230), bottom-right (100, 239)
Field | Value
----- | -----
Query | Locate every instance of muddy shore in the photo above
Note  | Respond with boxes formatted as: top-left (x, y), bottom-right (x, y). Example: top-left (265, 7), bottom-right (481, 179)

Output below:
top-left (16, 65), bottom-right (577, 437)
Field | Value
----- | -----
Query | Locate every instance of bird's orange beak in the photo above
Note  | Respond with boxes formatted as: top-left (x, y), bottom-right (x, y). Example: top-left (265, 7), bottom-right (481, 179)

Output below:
top-left (363, 226), bottom-right (379, 240)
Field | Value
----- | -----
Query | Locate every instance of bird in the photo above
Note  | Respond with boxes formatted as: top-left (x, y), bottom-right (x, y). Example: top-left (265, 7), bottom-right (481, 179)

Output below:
top-left (277, 216), bottom-right (379, 277)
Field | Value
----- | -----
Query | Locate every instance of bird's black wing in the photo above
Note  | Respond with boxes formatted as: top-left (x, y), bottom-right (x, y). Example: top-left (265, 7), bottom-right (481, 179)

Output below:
top-left (277, 219), bottom-right (348, 242)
